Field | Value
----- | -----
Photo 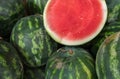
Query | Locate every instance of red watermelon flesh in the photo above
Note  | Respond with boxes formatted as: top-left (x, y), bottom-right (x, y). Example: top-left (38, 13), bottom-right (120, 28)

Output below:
top-left (43, 0), bottom-right (107, 45)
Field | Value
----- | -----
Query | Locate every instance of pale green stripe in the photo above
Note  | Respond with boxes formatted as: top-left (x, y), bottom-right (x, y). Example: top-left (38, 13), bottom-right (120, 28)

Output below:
top-left (4, 71), bottom-right (12, 79)
top-left (35, 18), bottom-right (39, 28)
top-left (69, 62), bottom-right (73, 79)
top-left (31, 36), bottom-right (39, 55)
top-left (28, 21), bottom-right (32, 29)
top-left (0, 7), bottom-right (9, 13)
top-left (59, 68), bottom-right (64, 79)
top-left (85, 55), bottom-right (93, 62)
top-left (34, 56), bottom-right (41, 64)
top-left (46, 71), bottom-right (49, 79)
top-left (69, 63), bottom-right (72, 70)
top-left (77, 58), bottom-right (91, 79)
top-left (0, 44), bottom-right (9, 52)
top-left (34, 0), bottom-right (37, 8)
top-left (100, 45), bottom-right (106, 79)
top-left (75, 65), bottom-right (80, 79)
top-left (18, 33), bottom-right (25, 48)
top-left (12, 58), bottom-right (17, 69)
top-left (108, 4), bottom-right (120, 22)
top-left (0, 56), bottom-right (7, 67)
top-left (0, 7), bottom-right (3, 11)
top-left (18, 21), bottom-right (23, 31)
top-left (109, 36), bottom-right (120, 79)
top-left (69, 74), bottom-right (73, 79)
top-left (49, 59), bottom-right (56, 68)
top-left (50, 69), bottom-right (57, 79)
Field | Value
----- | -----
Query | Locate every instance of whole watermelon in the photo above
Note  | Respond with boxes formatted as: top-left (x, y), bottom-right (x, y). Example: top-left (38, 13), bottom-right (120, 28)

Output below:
top-left (11, 15), bottom-right (58, 67)
top-left (0, 0), bottom-right (25, 39)
top-left (96, 32), bottom-right (120, 79)
top-left (45, 46), bottom-right (97, 79)
top-left (0, 40), bottom-right (23, 79)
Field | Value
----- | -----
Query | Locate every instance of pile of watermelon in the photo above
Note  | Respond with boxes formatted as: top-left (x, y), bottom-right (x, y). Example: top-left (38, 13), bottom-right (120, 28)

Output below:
top-left (0, 0), bottom-right (120, 79)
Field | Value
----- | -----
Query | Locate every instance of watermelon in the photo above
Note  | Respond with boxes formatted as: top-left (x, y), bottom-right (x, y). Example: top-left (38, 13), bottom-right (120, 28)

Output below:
top-left (90, 22), bottom-right (120, 57)
top-left (10, 15), bottom-right (58, 67)
top-left (24, 0), bottom-right (48, 15)
top-left (23, 67), bottom-right (45, 79)
top-left (45, 46), bottom-right (97, 79)
top-left (106, 0), bottom-right (120, 23)
top-left (0, 0), bottom-right (25, 39)
top-left (96, 32), bottom-right (120, 79)
top-left (43, 0), bottom-right (107, 45)
top-left (0, 40), bottom-right (23, 79)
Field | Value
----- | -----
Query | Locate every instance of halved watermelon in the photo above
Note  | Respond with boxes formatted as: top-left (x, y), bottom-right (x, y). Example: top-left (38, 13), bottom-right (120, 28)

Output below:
top-left (43, 0), bottom-right (107, 45)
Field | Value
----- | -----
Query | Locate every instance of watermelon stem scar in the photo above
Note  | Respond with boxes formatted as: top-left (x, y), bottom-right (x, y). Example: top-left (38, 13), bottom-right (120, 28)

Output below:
top-left (43, 0), bottom-right (107, 45)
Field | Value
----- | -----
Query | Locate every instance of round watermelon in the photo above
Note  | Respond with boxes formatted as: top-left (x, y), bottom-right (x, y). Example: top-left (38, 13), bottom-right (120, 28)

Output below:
top-left (0, 40), bottom-right (23, 79)
top-left (10, 15), bottom-right (58, 67)
top-left (45, 46), bottom-right (97, 79)
top-left (0, 0), bottom-right (25, 39)
top-left (43, 0), bottom-right (107, 45)
top-left (96, 32), bottom-right (120, 79)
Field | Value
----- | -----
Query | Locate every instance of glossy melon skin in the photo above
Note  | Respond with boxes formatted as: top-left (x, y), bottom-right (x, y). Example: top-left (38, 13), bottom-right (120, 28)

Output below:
top-left (0, 40), bottom-right (23, 79)
top-left (46, 47), bottom-right (97, 79)
top-left (0, 0), bottom-right (25, 39)
top-left (90, 22), bottom-right (120, 57)
top-left (11, 15), bottom-right (58, 67)
top-left (96, 32), bottom-right (120, 79)
top-left (43, 0), bottom-right (107, 46)
top-left (106, 0), bottom-right (120, 23)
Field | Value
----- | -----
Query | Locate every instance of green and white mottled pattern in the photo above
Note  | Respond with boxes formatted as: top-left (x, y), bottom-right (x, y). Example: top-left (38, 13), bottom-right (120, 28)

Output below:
top-left (96, 32), bottom-right (120, 79)
top-left (106, 0), bottom-right (120, 23)
top-left (0, 0), bottom-right (25, 38)
top-left (45, 47), bottom-right (97, 79)
top-left (0, 40), bottom-right (23, 79)
top-left (11, 15), bottom-right (57, 67)
top-left (26, 0), bottom-right (48, 14)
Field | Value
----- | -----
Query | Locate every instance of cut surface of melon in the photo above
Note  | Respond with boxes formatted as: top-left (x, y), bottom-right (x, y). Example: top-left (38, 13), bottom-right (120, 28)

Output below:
top-left (43, 0), bottom-right (107, 45)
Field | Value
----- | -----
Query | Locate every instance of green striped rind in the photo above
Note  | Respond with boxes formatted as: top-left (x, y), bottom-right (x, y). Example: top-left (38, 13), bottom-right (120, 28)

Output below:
top-left (23, 67), bottom-right (45, 79)
top-left (45, 47), bottom-right (97, 79)
top-left (106, 0), bottom-right (120, 23)
top-left (11, 15), bottom-right (57, 67)
top-left (96, 32), bottom-right (120, 79)
top-left (0, 0), bottom-right (25, 39)
top-left (0, 40), bottom-right (23, 79)
top-left (90, 22), bottom-right (120, 57)
top-left (26, 0), bottom-right (48, 15)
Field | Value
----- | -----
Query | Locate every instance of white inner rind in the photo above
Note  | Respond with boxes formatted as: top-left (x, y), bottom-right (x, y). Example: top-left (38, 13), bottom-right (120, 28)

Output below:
top-left (43, 0), bottom-right (108, 46)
